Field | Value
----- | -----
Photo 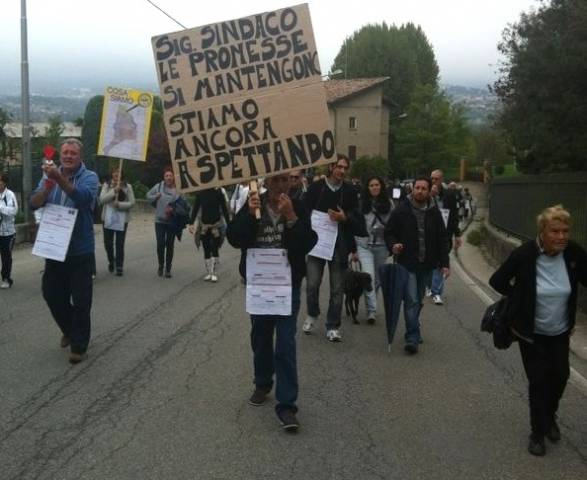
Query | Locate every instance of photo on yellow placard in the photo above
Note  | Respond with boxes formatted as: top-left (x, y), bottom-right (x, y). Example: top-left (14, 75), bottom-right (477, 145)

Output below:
top-left (98, 87), bottom-right (153, 161)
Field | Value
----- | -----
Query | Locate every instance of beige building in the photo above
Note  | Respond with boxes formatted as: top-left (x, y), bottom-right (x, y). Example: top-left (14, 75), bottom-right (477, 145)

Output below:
top-left (324, 77), bottom-right (391, 161)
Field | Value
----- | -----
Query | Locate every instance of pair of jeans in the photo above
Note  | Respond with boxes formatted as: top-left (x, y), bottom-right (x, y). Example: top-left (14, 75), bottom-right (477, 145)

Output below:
top-left (155, 222), bottom-right (175, 272)
top-left (519, 332), bottom-right (570, 437)
top-left (42, 254), bottom-right (94, 354)
top-left (356, 241), bottom-right (389, 314)
top-left (103, 224), bottom-right (128, 272)
top-left (306, 248), bottom-right (346, 330)
top-left (201, 232), bottom-right (220, 259)
top-left (0, 234), bottom-right (15, 281)
top-left (250, 287), bottom-right (301, 414)
top-left (404, 265), bottom-right (433, 345)
top-left (430, 236), bottom-right (453, 296)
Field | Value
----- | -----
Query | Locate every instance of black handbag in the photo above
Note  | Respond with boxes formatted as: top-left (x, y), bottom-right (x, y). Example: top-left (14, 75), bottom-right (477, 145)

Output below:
top-left (481, 297), bottom-right (514, 350)
top-left (150, 183), bottom-right (162, 208)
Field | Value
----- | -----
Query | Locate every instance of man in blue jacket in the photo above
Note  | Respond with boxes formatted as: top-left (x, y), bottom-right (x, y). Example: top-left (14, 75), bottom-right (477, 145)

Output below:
top-left (31, 138), bottom-right (99, 364)
top-left (227, 172), bottom-right (317, 431)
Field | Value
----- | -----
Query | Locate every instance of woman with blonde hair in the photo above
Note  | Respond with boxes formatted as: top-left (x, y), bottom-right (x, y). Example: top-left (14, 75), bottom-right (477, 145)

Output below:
top-left (490, 205), bottom-right (587, 456)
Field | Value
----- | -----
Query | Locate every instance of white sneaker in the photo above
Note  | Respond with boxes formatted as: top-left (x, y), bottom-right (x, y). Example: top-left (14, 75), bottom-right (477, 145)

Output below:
top-left (0, 280), bottom-right (10, 289)
top-left (210, 274), bottom-right (218, 282)
top-left (302, 316), bottom-right (316, 334)
top-left (326, 329), bottom-right (342, 342)
top-left (432, 295), bottom-right (444, 305)
top-left (425, 287), bottom-right (432, 297)
top-left (204, 274), bottom-right (212, 281)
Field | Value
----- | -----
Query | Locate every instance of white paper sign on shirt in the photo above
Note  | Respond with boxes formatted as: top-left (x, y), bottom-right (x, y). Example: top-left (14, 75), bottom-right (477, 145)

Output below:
top-left (440, 208), bottom-right (450, 228)
top-left (308, 210), bottom-right (338, 261)
top-left (246, 248), bottom-right (292, 316)
top-left (32, 203), bottom-right (78, 262)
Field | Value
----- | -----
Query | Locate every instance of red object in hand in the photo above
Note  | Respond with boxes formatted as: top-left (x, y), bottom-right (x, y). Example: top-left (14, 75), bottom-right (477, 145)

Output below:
top-left (44, 179), bottom-right (56, 191)
top-left (43, 145), bottom-right (56, 160)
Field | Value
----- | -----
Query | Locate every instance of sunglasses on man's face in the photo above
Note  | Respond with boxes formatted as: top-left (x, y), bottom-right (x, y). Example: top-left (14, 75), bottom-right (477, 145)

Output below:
top-left (290, 175), bottom-right (300, 179)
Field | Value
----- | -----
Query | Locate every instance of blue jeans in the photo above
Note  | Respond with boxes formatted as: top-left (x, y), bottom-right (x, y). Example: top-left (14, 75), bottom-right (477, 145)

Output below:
top-left (404, 265), bottom-right (432, 345)
top-left (430, 268), bottom-right (444, 296)
top-left (356, 241), bottom-right (389, 314)
top-left (306, 249), bottom-right (346, 330)
top-left (250, 288), bottom-right (301, 414)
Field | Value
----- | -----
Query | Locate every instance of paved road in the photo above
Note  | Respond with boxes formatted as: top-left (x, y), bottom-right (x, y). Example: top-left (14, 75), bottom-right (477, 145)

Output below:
top-left (1, 217), bottom-right (586, 480)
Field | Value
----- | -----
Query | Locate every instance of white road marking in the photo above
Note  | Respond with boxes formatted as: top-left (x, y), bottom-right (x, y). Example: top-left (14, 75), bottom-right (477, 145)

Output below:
top-left (453, 258), bottom-right (587, 397)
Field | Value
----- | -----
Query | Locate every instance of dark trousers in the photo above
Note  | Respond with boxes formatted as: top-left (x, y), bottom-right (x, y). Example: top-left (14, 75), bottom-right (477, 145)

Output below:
top-left (519, 332), bottom-right (570, 437)
top-left (42, 254), bottom-right (93, 354)
top-left (202, 232), bottom-right (220, 259)
top-left (0, 234), bottom-right (15, 281)
top-left (250, 288), bottom-right (301, 414)
top-left (155, 223), bottom-right (175, 272)
top-left (103, 224), bottom-right (128, 271)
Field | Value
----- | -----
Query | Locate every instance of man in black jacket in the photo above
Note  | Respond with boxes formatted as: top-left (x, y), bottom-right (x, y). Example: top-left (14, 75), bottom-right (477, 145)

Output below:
top-left (384, 176), bottom-right (449, 354)
top-left (227, 173), bottom-right (317, 431)
top-left (303, 154), bottom-right (359, 342)
top-left (429, 169), bottom-right (462, 305)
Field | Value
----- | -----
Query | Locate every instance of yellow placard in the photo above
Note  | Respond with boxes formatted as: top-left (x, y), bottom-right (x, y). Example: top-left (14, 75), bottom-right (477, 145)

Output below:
top-left (98, 87), bottom-right (154, 162)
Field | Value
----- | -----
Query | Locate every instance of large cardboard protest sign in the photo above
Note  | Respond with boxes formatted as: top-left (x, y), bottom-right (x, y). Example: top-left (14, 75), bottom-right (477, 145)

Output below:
top-left (97, 87), bottom-right (154, 161)
top-left (151, 3), bottom-right (335, 192)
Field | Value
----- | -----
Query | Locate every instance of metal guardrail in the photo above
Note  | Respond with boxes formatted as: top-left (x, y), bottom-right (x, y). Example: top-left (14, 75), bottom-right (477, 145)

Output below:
top-left (489, 172), bottom-right (587, 250)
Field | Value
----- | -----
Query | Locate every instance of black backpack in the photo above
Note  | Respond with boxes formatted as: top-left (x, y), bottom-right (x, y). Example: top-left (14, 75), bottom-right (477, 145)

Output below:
top-left (481, 297), bottom-right (515, 350)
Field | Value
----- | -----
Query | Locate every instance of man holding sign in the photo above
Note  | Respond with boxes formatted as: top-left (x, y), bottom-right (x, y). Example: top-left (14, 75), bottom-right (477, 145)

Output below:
top-left (227, 173), bottom-right (316, 431)
top-left (303, 154), bottom-right (359, 342)
top-left (31, 139), bottom-right (99, 364)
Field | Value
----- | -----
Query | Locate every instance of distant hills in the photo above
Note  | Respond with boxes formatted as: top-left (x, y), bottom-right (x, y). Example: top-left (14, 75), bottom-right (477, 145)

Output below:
top-left (1, 84), bottom-right (498, 127)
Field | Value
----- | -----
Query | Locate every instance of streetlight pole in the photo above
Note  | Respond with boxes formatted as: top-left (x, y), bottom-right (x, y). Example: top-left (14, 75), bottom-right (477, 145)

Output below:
top-left (21, 0), bottom-right (32, 222)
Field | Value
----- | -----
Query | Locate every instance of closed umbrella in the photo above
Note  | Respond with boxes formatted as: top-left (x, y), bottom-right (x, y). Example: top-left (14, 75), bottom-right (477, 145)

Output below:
top-left (378, 261), bottom-right (409, 350)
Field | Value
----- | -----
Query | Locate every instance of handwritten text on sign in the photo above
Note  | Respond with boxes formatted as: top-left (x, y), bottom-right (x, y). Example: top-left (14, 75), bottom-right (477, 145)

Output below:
top-left (151, 4), bottom-right (335, 192)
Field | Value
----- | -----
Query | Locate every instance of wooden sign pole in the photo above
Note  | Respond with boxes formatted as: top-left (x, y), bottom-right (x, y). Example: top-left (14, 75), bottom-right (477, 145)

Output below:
top-left (249, 179), bottom-right (261, 219)
top-left (116, 158), bottom-right (124, 190)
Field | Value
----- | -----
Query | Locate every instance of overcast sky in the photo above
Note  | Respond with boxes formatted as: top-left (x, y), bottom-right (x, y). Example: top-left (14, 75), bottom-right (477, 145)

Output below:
top-left (0, 0), bottom-right (540, 94)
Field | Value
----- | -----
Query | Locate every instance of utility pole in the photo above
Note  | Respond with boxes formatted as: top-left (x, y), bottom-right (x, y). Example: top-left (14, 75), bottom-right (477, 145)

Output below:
top-left (21, 0), bottom-right (32, 222)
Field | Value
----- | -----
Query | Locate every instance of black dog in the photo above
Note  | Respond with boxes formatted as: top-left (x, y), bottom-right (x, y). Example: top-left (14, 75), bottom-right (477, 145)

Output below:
top-left (343, 270), bottom-right (373, 324)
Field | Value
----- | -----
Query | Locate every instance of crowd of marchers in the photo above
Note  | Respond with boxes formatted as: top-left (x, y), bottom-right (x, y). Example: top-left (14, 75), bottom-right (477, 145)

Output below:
top-left (2, 139), bottom-right (585, 454)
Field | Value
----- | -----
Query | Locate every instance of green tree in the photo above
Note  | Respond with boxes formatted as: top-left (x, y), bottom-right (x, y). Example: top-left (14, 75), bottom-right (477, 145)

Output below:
top-left (331, 22), bottom-right (439, 114)
top-left (493, 0), bottom-right (587, 173)
top-left (44, 115), bottom-right (65, 148)
top-left (394, 85), bottom-right (474, 177)
top-left (350, 155), bottom-right (389, 182)
top-left (81, 95), bottom-right (104, 173)
top-left (0, 107), bottom-right (11, 167)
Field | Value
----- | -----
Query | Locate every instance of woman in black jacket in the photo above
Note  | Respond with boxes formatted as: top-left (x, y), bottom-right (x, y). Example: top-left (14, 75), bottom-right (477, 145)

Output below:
top-left (489, 205), bottom-right (587, 456)
top-left (189, 188), bottom-right (230, 283)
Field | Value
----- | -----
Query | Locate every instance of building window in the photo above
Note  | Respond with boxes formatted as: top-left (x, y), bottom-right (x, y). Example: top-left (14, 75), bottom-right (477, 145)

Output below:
top-left (349, 116), bottom-right (357, 130)
top-left (348, 145), bottom-right (357, 161)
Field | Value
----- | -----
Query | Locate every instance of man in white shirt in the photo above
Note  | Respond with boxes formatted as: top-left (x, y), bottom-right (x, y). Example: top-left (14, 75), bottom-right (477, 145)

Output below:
top-left (0, 174), bottom-right (19, 288)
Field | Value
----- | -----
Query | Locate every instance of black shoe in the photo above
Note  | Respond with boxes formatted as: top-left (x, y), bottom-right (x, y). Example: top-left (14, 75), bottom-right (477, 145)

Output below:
top-left (60, 335), bottom-right (71, 348)
top-left (404, 344), bottom-right (418, 355)
top-left (157, 267), bottom-right (163, 277)
top-left (248, 386), bottom-right (271, 406)
top-left (115, 269), bottom-right (123, 277)
top-left (165, 271), bottom-right (172, 278)
top-left (277, 409), bottom-right (300, 432)
top-left (546, 419), bottom-right (561, 443)
top-left (108, 263), bottom-right (114, 273)
top-left (528, 434), bottom-right (546, 456)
